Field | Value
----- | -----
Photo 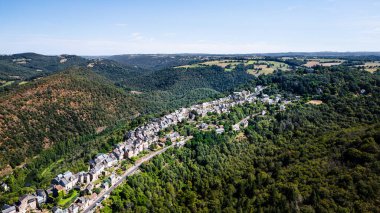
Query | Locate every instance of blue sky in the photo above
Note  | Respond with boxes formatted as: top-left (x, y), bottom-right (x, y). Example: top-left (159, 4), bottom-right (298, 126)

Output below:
top-left (0, 0), bottom-right (379, 55)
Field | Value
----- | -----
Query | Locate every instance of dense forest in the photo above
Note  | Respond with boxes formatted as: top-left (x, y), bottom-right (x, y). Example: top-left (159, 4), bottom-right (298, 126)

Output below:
top-left (1, 53), bottom-right (380, 211)
top-left (0, 63), bottom-right (254, 170)
top-left (103, 67), bottom-right (380, 212)
top-left (0, 68), bottom-right (140, 168)
top-left (108, 54), bottom-right (204, 70)
top-left (118, 65), bottom-right (254, 114)
top-left (0, 53), bottom-right (88, 81)
top-left (0, 56), bottom-right (255, 205)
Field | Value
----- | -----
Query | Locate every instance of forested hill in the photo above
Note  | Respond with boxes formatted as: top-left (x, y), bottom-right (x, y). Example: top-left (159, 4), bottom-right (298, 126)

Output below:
top-left (0, 55), bottom-right (257, 206)
top-left (237, 66), bottom-right (380, 103)
top-left (0, 54), bottom-right (255, 171)
top-left (87, 64), bottom-right (254, 115)
top-left (0, 53), bottom-right (88, 81)
top-left (0, 68), bottom-right (140, 170)
top-left (103, 67), bottom-right (380, 212)
top-left (116, 65), bottom-right (254, 93)
top-left (108, 54), bottom-right (204, 70)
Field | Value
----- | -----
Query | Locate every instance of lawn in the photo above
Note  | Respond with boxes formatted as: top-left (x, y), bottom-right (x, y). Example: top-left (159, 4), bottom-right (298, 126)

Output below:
top-left (93, 178), bottom-right (102, 186)
top-left (57, 190), bottom-right (79, 208)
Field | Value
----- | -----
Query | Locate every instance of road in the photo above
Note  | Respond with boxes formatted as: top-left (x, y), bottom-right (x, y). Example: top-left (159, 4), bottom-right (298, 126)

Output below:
top-left (83, 137), bottom-right (192, 213)
top-left (82, 114), bottom-right (260, 212)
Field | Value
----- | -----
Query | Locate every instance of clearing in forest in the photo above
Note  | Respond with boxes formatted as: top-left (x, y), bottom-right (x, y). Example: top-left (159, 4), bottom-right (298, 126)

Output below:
top-left (245, 60), bottom-right (290, 75)
top-left (307, 100), bottom-right (323, 105)
top-left (304, 59), bottom-right (344, 68)
top-left (355, 61), bottom-right (380, 73)
top-left (175, 59), bottom-right (290, 75)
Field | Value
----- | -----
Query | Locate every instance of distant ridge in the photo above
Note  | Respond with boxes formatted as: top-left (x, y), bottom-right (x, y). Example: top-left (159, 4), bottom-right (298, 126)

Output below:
top-left (3, 51), bottom-right (380, 59)
top-left (255, 51), bottom-right (380, 57)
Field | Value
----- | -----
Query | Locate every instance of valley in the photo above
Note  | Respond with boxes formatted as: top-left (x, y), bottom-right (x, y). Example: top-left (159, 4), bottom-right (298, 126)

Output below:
top-left (2, 83), bottom-right (293, 213)
top-left (1, 1), bottom-right (380, 212)
top-left (0, 53), bottom-right (379, 213)
top-left (0, 0), bottom-right (380, 213)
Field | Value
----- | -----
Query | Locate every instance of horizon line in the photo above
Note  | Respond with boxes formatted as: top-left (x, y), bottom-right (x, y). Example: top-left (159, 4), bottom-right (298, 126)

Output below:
top-left (2, 51), bottom-right (380, 57)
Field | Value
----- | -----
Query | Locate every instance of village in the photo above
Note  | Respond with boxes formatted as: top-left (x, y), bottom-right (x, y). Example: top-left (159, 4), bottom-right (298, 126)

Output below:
top-left (1, 85), bottom-right (292, 213)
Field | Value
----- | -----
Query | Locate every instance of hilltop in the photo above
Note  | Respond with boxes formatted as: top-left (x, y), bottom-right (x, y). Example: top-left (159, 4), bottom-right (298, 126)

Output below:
top-left (0, 53), bottom-right (88, 81)
top-left (108, 54), bottom-right (204, 70)
top-left (0, 68), bottom-right (140, 170)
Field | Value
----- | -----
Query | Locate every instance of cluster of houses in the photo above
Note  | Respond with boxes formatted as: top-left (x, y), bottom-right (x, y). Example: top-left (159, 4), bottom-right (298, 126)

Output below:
top-left (107, 87), bottom-right (264, 162)
top-left (51, 172), bottom-right (78, 192)
top-left (1, 190), bottom-right (48, 213)
top-left (2, 85), bottom-right (295, 213)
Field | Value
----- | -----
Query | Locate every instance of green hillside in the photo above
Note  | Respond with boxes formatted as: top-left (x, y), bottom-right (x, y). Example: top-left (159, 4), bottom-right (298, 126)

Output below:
top-left (108, 54), bottom-right (203, 70)
top-left (0, 54), bottom-right (255, 172)
top-left (103, 67), bottom-right (380, 212)
top-left (0, 68), bottom-right (139, 169)
top-left (0, 53), bottom-right (88, 81)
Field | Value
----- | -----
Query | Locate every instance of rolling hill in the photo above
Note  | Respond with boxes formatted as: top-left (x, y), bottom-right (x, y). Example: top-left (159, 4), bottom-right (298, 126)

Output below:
top-left (108, 54), bottom-right (204, 70)
top-left (0, 56), bottom-right (255, 173)
top-left (0, 54), bottom-right (257, 206)
top-left (0, 53), bottom-right (88, 81)
top-left (0, 67), bottom-right (140, 170)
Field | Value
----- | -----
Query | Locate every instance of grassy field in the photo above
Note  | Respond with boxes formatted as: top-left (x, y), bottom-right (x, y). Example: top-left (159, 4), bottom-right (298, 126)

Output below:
top-left (0, 81), bottom-right (15, 87)
top-left (175, 60), bottom-right (241, 71)
top-left (304, 59), bottom-right (344, 67)
top-left (0, 80), bottom-right (29, 87)
top-left (57, 190), bottom-right (79, 208)
top-left (245, 60), bottom-right (290, 76)
top-left (307, 100), bottom-right (323, 105)
top-left (175, 64), bottom-right (200, 69)
top-left (18, 81), bottom-right (29, 85)
top-left (245, 60), bottom-right (256, 65)
top-left (201, 60), bottom-right (241, 69)
top-left (356, 61), bottom-right (380, 73)
top-left (175, 59), bottom-right (289, 75)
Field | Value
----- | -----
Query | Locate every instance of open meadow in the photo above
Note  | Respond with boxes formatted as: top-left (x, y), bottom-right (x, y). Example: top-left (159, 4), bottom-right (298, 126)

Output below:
top-left (304, 59), bottom-right (344, 67)
top-left (356, 61), bottom-right (380, 73)
top-left (175, 59), bottom-right (290, 75)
